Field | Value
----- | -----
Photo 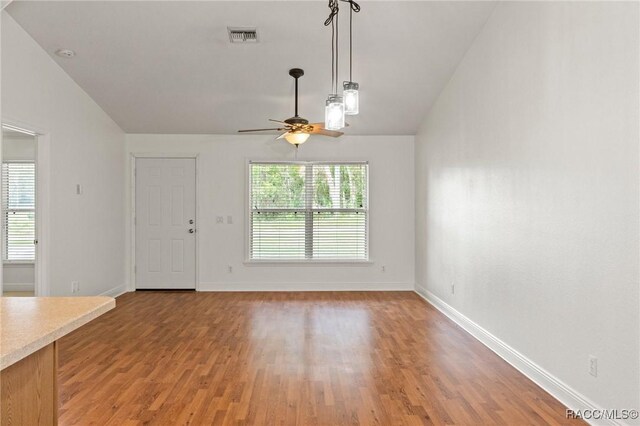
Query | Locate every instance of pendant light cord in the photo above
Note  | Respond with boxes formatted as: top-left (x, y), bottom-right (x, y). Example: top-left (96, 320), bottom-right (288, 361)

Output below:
top-left (335, 10), bottom-right (339, 94)
top-left (349, 4), bottom-right (352, 81)
top-left (325, 0), bottom-right (339, 94)
top-left (325, 0), bottom-right (360, 91)
top-left (331, 18), bottom-right (335, 95)
top-left (346, 0), bottom-right (359, 83)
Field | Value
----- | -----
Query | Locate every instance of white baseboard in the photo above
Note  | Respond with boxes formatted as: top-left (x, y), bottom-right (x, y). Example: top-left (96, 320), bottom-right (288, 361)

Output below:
top-left (3, 283), bottom-right (34, 292)
top-left (199, 281), bottom-right (414, 292)
top-left (99, 284), bottom-right (129, 298)
top-left (414, 286), bottom-right (620, 426)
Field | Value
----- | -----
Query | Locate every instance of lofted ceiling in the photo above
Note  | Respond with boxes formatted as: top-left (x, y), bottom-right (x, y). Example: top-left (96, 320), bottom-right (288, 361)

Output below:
top-left (6, 1), bottom-right (495, 135)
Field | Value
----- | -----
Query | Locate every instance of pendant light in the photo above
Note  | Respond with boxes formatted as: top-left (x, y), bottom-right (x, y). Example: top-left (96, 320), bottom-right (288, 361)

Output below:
top-left (343, 82), bottom-right (358, 115)
top-left (343, 0), bottom-right (360, 115)
top-left (325, 94), bottom-right (345, 130)
top-left (324, 0), bottom-right (345, 130)
top-left (324, 0), bottom-right (360, 128)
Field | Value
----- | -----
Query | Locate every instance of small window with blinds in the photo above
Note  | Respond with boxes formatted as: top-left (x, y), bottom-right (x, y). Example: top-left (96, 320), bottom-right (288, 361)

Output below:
top-left (249, 161), bottom-right (368, 261)
top-left (2, 162), bottom-right (36, 262)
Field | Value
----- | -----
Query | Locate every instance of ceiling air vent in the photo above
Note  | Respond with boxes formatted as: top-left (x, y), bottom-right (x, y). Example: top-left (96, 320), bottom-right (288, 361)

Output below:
top-left (228, 27), bottom-right (258, 43)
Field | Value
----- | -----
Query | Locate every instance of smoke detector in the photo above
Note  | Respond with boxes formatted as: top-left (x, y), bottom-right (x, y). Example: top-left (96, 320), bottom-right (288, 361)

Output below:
top-left (55, 49), bottom-right (76, 58)
top-left (228, 27), bottom-right (258, 43)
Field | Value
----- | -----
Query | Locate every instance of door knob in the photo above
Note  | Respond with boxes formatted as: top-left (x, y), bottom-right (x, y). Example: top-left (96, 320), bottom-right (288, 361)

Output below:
top-left (188, 229), bottom-right (195, 233)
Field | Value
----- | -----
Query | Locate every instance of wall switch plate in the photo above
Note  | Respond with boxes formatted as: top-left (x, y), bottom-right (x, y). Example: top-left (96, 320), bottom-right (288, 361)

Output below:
top-left (589, 355), bottom-right (598, 377)
top-left (228, 265), bottom-right (233, 273)
top-left (381, 265), bottom-right (386, 272)
top-left (76, 184), bottom-right (82, 195)
top-left (227, 216), bottom-right (233, 224)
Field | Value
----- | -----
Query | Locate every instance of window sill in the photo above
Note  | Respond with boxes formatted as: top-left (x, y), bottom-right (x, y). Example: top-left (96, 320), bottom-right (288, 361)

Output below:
top-left (3, 261), bottom-right (35, 267)
top-left (244, 260), bottom-right (373, 267)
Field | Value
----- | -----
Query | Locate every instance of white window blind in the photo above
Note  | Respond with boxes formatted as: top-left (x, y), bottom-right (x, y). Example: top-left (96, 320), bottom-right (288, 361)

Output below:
top-left (2, 163), bottom-right (36, 261)
top-left (249, 162), bottom-right (368, 261)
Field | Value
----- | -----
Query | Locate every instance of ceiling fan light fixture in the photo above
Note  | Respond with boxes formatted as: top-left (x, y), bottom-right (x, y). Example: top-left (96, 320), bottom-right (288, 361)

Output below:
top-left (325, 94), bottom-right (345, 130)
top-left (284, 132), bottom-right (310, 146)
top-left (343, 81), bottom-right (359, 115)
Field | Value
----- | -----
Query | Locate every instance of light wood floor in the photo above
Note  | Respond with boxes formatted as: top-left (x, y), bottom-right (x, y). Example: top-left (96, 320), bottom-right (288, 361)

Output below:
top-left (58, 292), bottom-right (579, 425)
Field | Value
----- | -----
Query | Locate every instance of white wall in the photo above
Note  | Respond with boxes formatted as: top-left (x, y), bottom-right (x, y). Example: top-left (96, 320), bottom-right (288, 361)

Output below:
top-left (2, 134), bottom-right (36, 290)
top-left (1, 11), bottom-right (4, 295)
top-left (3, 135), bottom-right (35, 160)
top-left (415, 1), bottom-right (639, 418)
top-left (3, 264), bottom-right (34, 290)
top-left (126, 134), bottom-right (415, 291)
top-left (2, 12), bottom-right (126, 296)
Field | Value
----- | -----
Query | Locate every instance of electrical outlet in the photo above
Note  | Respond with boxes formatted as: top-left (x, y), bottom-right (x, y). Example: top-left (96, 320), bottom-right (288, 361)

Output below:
top-left (589, 356), bottom-right (598, 377)
top-left (228, 265), bottom-right (233, 273)
top-left (71, 281), bottom-right (79, 293)
top-left (216, 216), bottom-right (224, 224)
top-left (381, 265), bottom-right (386, 272)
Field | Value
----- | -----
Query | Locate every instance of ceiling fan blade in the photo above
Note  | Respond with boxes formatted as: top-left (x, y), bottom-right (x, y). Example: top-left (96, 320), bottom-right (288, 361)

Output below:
top-left (313, 128), bottom-right (344, 138)
top-left (276, 132), bottom-right (289, 140)
top-left (238, 128), bottom-right (286, 133)
top-left (269, 119), bottom-right (290, 125)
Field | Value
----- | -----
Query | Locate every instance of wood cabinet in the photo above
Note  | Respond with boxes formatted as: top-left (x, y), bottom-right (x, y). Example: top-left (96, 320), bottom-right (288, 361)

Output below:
top-left (1, 342), bottom-right (58, 425)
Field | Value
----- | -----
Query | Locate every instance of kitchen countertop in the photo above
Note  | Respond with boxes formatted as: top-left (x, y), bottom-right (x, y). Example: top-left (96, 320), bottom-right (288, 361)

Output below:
top-left (0, 297), bottom-right (115, 370)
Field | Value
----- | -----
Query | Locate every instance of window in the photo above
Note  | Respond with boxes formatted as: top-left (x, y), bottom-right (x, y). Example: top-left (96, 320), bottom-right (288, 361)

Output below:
top-left (249, 161), bottom-right (368, 261)
top-left (2, 162), bottom-right (35, 261)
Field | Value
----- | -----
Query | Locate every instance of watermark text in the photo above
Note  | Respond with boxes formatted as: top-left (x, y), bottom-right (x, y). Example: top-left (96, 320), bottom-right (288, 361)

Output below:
top-left (566, 409), bottom-right (639, 420)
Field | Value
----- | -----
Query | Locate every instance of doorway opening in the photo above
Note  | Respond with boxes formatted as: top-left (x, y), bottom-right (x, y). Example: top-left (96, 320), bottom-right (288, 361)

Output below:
top-left (1, 125), bottom-right (38, 296)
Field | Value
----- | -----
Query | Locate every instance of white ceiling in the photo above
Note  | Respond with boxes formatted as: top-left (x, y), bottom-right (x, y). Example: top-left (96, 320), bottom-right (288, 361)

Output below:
top-left (6, 1), bottom-right (495, 135)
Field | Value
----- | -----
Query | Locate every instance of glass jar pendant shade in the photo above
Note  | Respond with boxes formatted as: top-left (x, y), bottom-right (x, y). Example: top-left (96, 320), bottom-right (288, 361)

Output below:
top-left (325, 94), bottom-right (345, 130)
top-left (343, 81), bottom-right (359, 115)
top-left (284, 132), bottom-right (310, 146)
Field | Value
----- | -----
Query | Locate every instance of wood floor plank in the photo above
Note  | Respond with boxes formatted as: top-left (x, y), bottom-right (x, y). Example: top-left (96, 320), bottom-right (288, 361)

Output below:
top-left (57, 291), bottom-right (582, 425)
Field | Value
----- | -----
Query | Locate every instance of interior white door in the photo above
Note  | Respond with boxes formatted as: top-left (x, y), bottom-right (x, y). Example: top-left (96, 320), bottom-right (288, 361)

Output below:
top-left (135, 158), bottom-right (196, 289)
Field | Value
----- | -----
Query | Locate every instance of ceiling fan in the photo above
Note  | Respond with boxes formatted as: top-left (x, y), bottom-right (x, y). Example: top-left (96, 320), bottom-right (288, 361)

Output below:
top-left (238, 68), bottom-right (344, 146)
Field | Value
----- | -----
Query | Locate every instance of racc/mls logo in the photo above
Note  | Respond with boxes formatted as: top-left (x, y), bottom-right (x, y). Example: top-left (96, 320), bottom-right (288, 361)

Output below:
top-left (566, 409), bottom-right (639, 421)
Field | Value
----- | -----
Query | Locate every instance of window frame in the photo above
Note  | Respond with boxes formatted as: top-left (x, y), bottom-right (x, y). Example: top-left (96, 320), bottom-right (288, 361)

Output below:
top-left (245, 160), bottom-right (371, 265)
top-left (2, 160), bottom-right (36, 264)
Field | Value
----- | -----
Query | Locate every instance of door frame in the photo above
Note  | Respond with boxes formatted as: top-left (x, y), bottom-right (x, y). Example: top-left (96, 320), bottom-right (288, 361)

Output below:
top-left (1, 118), bottom-right (51, 296)
top-left (130, 153), bottom-right (200, 291)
